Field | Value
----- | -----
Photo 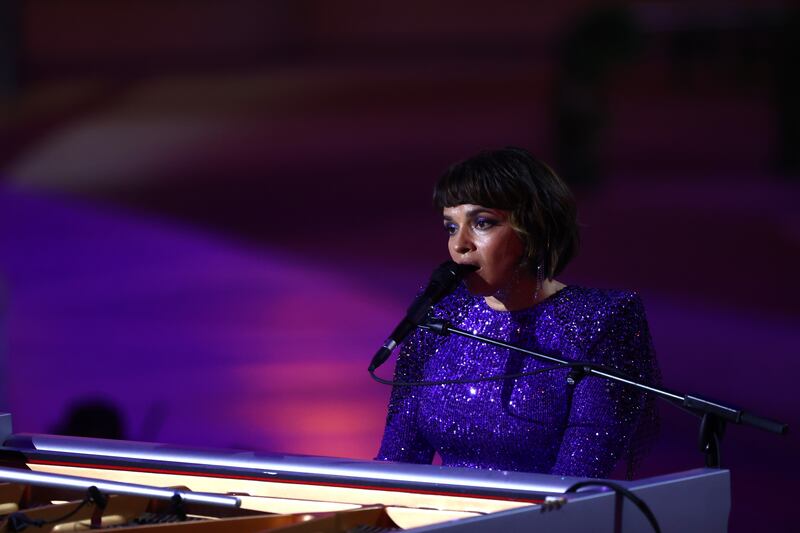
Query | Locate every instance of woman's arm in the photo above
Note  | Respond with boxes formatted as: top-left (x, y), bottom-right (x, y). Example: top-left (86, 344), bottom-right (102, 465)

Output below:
top-left (375, 329), bottom-right (436, 464)
top-left (550, 292), bottom-right (659, 478)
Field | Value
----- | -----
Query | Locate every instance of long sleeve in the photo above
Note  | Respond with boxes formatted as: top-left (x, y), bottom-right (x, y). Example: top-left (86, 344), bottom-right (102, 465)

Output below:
top-left (550, 292), bottom-right (659, 478)
top-left (375, 329), bottom-right (437, 464)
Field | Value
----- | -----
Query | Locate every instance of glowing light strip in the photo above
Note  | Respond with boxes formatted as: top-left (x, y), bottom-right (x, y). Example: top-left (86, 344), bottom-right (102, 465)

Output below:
top-left (30, 438), bottom-right (570, 494)
top-left (0, 467), bottom-right (240, 508)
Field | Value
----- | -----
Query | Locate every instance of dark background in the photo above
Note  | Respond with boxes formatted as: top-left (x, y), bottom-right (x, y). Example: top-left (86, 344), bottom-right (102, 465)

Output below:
top-left (0, 1), bottom-right (798, 531)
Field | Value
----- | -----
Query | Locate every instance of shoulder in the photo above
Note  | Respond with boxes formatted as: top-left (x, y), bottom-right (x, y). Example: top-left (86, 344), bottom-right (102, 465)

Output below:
top-left (562, 287), bottom-right (655, 368)
top-left (558, 286), bottom-right (646, 322)
top-left (600, 289), bottom-right (647, 328)
top-left (548, 286), bottom-right (650, 350)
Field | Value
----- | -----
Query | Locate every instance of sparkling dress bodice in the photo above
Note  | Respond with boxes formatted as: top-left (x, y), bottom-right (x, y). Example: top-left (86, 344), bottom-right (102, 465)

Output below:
top-left (376, 284), bottom-right (659, 478)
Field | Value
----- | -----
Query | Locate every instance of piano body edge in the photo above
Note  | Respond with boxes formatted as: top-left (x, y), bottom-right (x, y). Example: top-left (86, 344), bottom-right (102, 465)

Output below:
top-left (0, 427), bottom-right (729, 532)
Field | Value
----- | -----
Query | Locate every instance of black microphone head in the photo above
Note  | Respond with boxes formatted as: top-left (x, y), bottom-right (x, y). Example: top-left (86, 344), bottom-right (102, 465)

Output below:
top-left (372, 261), bottom-right (478, 372)
top-left (427, 260), bottom-right (478, 304)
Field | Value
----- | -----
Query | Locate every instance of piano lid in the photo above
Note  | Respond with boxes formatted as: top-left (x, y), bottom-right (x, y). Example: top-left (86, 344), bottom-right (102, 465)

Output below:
top-left (3, 433), bottom-right (586, 499)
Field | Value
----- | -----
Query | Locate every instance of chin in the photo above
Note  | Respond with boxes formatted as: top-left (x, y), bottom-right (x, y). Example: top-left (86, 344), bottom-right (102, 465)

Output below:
top-left (463, 277), bottom-right (495, 297)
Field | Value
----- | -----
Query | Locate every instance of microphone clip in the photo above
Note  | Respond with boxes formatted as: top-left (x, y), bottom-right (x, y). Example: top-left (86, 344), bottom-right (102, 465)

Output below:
top-left (419, 318), bottom-right (449, 336)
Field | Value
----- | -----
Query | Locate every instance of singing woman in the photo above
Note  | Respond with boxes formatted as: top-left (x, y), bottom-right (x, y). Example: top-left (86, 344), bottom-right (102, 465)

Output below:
top-left (376, 147), bottom-right (659, 478)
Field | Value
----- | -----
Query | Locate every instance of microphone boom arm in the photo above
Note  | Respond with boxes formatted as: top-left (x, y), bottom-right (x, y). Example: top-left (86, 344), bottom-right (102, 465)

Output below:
top-left (418, 318), bottom-right (789, 467)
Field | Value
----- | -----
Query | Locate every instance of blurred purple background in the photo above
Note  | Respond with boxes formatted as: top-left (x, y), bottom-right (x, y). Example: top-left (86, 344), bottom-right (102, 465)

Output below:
top-left (0, 1), bottom-right (798, 530)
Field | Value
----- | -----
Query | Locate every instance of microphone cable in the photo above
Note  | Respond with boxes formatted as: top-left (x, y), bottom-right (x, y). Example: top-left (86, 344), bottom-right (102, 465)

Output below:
top-left (565, 480), bottom-right (661, 533)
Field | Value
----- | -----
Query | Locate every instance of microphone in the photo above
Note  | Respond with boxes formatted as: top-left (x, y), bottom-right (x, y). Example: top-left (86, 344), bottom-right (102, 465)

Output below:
top-left (368, 260), bottom-right (478, 372)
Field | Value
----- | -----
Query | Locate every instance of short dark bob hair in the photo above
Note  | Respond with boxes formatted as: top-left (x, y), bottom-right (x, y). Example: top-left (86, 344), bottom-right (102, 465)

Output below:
top-left (433, 147), bottom-right (579, 279)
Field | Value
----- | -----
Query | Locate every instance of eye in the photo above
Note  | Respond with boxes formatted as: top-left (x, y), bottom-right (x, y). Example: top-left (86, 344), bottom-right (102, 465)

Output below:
top-left (443, 222), bottom-right (458, 236)
top-left (474, 217), bottom-right (497, 230)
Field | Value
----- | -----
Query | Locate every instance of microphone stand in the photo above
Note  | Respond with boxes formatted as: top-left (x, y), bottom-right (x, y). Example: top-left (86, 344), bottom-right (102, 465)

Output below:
top-left (418, 318), bottom-right (789, 468)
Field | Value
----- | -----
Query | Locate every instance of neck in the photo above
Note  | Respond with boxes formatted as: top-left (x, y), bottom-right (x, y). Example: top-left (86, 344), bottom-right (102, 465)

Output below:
top-left (484, 278), bottom-right (566, 312)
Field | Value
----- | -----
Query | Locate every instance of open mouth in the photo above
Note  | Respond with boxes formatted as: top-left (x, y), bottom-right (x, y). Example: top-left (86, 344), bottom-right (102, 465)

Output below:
top-left (463, 266), bottom-right (481, 279)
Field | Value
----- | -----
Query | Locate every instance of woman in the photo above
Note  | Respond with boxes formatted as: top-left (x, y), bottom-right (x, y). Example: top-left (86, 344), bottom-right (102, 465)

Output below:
top-left (376, 147), bottom-right (659, 479)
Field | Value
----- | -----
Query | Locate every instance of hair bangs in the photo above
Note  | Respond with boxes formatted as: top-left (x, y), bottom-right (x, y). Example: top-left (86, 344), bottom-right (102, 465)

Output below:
top-left (433, 158), bottom-right (519, 210)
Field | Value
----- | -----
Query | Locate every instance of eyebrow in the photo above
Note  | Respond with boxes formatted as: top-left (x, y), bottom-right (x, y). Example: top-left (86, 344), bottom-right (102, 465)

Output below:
top-left (442, 207), bottom-right (501, 221)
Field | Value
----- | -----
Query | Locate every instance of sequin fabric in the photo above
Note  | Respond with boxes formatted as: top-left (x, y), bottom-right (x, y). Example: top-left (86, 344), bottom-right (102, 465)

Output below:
top-left (376, 284), bottom-right (660, 479)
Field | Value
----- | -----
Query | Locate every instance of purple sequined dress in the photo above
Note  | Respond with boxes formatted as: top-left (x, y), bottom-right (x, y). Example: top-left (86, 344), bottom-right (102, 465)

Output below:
top-left (376, 284), bottom-right (659, 478)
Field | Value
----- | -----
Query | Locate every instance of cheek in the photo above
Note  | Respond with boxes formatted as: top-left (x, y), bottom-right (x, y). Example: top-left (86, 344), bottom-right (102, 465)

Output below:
top-left (504, 236), bottom-right (525, 262)
top-left (489, 233), bottom-right (524, 266)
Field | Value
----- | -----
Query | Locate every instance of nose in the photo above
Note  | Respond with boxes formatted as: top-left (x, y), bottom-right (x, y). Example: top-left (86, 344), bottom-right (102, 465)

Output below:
top-left (451, 228), bottom-right (475, 256)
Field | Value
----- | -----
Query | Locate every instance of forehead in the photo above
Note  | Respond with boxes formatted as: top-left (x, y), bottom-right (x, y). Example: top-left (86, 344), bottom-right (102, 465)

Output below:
top-left (442, 204), bottom-right (508, 219)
